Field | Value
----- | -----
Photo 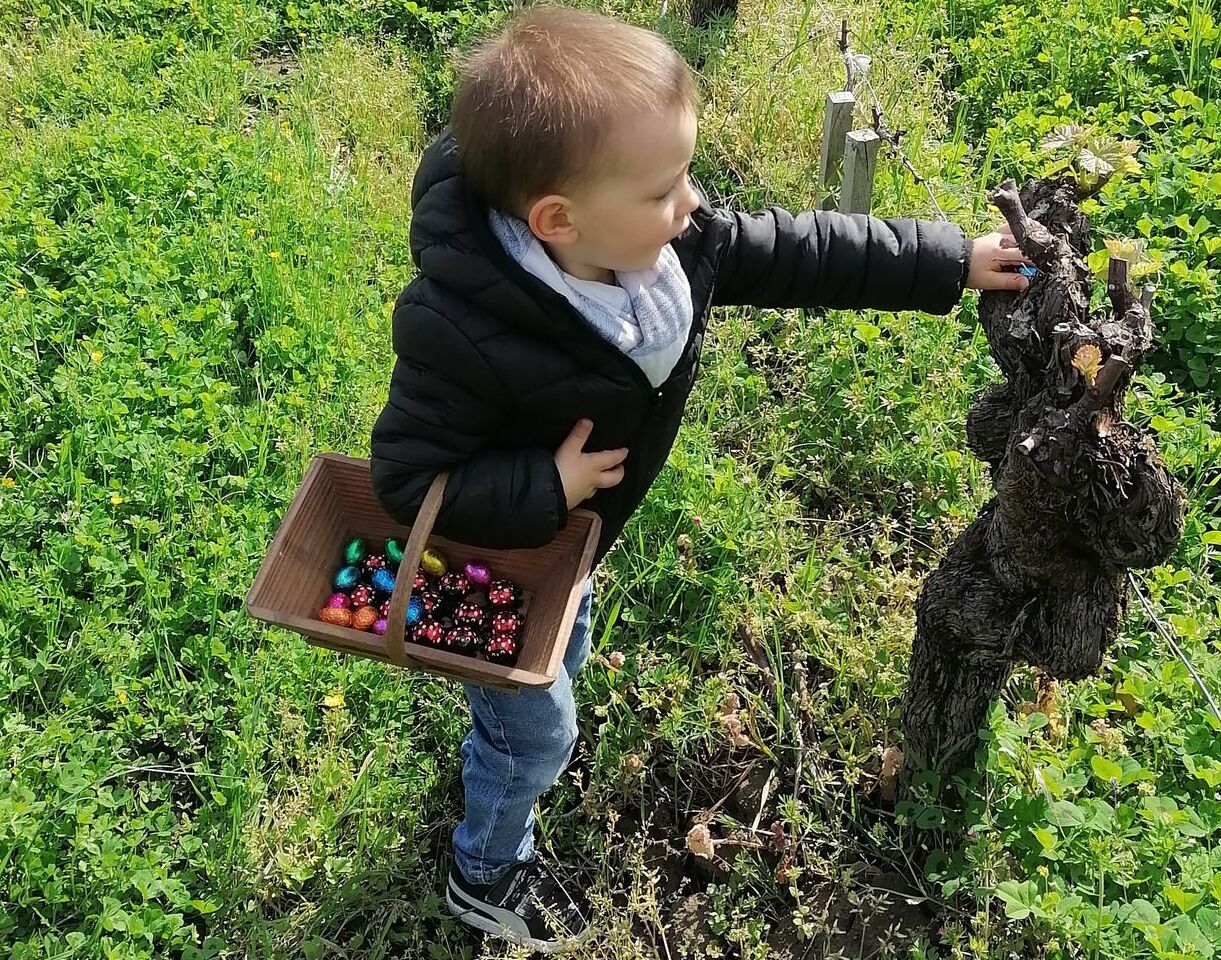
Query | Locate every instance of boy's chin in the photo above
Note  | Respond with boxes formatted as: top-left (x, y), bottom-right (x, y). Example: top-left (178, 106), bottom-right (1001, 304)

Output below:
top-left (624, 249), bottom-right (666, 272)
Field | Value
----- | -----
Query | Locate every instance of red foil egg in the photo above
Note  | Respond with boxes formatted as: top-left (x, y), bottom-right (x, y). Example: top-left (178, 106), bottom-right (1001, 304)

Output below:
top-left (350, 585), bottom-right (374, 608)
top-left (488, 579), bottom-right (521, 608)
top-left (485, 634), bottom-right (520, 665)
top-left (490, 609), bottom-right (524, 637)
top-left (418, 590), bottom-right (444, 615)
top-left (446, 625), bottom-right (481, 653)
top-left (438, 572), bottom-right (470, 599)
top-left (412, 618), bottom-right (445, 646)
top-left (454, 600), bottom-right (487, 630)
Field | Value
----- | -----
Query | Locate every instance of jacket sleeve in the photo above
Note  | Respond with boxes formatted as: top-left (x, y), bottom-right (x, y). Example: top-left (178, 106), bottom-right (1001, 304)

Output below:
top-left (370, 301), bottom-right (567, 549)
top-left (708, 200), bottom-right (972, 315)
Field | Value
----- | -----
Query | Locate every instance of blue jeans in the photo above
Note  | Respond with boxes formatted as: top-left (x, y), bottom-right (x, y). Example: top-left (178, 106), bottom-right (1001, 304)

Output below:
top-left (453, 579), bottom-right (594, 885)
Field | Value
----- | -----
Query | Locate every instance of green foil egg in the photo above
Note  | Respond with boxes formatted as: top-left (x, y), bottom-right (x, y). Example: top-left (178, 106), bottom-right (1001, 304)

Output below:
top-left (343, 538), bottom-right (367, 566)
top-left (385, 538), bottom-right (405, 567)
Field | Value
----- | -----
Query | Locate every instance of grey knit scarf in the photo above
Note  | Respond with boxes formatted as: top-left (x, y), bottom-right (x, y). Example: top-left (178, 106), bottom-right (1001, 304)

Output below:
top-left (488, 210), bottom-right (693, 388)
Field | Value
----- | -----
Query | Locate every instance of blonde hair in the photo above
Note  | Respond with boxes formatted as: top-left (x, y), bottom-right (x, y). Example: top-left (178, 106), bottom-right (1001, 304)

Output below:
top-left (451, 6), bottom-right (700, 214)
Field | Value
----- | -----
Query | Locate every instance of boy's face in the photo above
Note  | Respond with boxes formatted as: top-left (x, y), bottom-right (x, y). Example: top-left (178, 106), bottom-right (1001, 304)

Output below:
top-left (530, 106), bottom-right (701, 281)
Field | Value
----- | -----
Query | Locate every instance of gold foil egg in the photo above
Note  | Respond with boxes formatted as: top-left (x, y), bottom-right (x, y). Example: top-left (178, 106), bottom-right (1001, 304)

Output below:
top-left (419, 548), bottom-right (448, 577)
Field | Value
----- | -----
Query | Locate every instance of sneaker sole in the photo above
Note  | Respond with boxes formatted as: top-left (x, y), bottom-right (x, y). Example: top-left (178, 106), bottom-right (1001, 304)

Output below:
top-left (445, 875), bottom-right (591, 954)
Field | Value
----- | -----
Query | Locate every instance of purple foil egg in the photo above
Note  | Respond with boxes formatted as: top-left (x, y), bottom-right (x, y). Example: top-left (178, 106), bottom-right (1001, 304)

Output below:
top-left (373, 618), bottom-right (388, 636)
top-left (464, 560), bottom-right (492, 587)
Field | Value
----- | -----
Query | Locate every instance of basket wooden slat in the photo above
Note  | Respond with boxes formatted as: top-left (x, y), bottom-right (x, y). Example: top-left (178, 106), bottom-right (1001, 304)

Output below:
top-left (246, 453), bottom-right (601, 692)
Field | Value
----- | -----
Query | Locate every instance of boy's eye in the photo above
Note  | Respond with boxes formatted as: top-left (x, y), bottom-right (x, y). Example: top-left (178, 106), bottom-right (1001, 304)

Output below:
top-left (654, 171), bottom-right (690, 202)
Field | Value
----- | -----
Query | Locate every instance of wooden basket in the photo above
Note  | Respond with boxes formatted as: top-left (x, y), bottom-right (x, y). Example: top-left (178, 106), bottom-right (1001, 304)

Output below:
top-left (245, 453), bottom-right (601, 692)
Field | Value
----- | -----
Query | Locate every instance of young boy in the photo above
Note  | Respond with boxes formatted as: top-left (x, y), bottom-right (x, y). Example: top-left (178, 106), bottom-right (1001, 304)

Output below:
top-left (371, 6), bottom-right (1028, 952)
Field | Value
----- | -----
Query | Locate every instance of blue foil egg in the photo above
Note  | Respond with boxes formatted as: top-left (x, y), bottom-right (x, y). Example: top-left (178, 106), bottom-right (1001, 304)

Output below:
top-left (334, 565), bottom-right (360, 590)
top-left (372, 568), bottom-right (396, 594)
top-left (406, 595), bottom-right (424, 626)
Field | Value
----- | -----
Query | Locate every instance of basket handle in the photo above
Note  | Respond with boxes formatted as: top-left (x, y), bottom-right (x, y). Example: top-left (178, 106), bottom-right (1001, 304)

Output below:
top-left (384, 472), bottom-right (448, 665)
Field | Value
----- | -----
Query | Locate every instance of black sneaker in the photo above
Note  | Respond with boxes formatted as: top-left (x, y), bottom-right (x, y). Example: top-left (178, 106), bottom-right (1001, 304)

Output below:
top-left (446, 857), bottom-right (592, 953)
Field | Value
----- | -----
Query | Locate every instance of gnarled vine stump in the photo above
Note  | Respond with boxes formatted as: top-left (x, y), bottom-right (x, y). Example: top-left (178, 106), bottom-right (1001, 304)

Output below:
top-left (901, 177), bottom-right (1186, 773)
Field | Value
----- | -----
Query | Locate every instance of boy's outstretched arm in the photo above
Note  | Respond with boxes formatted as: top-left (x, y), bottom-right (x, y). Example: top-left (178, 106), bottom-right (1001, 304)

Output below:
top-left (704, 199), bottom-right (1029, 313)
top-left (370, 301), bottom-right (567, 549)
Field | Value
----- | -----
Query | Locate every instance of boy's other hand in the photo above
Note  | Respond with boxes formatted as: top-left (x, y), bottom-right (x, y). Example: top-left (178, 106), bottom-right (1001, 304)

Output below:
top-left (967, 223), bottom-right (1033, 292)
top-left (555, 419), bottom-right (629, 510)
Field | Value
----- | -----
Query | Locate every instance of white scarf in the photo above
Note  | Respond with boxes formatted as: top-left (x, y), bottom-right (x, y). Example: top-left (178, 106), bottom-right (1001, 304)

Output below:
top-left (488, 210), bottom-right (693, 388)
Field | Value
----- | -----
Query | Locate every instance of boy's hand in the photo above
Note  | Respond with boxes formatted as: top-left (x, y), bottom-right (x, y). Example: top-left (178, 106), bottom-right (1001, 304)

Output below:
top-left (555, 419), bottom-right (629, 510)
top-left (967, 224), bottom-right (1033, 292)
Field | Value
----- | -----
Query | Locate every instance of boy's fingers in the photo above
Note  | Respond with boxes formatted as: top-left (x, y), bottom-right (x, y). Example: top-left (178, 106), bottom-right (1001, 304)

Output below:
top-left (973, 271), bottom-right (1029, 292)
top-left (589, 447), bottom-right (629, 469)
top-left (595, 465), bottom-right (626, 488)
top-left (557, 418), bottom-right (594, 455)
top-left (996, 246), bottom-right (1032, 263)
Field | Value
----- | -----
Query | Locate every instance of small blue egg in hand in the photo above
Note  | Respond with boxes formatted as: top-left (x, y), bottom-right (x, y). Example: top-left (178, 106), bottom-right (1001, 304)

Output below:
top-left (372, 568), bottom-right (396, 594)
top-left (334, 565), bottom-right (360, 590)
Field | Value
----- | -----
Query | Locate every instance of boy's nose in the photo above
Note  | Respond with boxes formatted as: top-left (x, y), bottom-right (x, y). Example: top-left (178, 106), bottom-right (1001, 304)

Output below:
top-left (680, 179), bottom-right (700, 215)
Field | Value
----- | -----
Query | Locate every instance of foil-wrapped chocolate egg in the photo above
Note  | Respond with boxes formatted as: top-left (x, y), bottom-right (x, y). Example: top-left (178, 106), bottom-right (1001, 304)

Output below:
top-left (417, 590), bottom-right (443, 615)
top-left (350, 585), bottom-right (374, 608)
top-left (438, 572), bottom-right (470, 599)
top-left (412, 617), bottom-right (445, 646)
top-left (420, 548), bottom-right (448, 577)
top-left (334, 565), bottom-right (360, 591)
top-left (464, 560), bottom-right (492, 587)
top-left (380, 599), bottom-right (392, 619)
top-left (364, 554), bottom-right (388, 574)
top-left (371, 568), bottom-right (396, 595)
top-left (454, 600), bottom-right (486, 630)
top-left (327, 592), bottom-right (351, 609)
top-left (385, 538), bottom-right (405, 567)
top-left (318, 605), bottom-right (352, 627)
top-left (485, 633), bottom-right (520, 665)
top-left (490, 609), bottom-right (524, 637)
top-left (406, 595), bottom-right (425, 625)
top-left (488, 579), bottom-right (521, 608)
top-left (373, 617), bottom-right (388, 636)
top-left (413, 568), bottom-right (430, 592)
top-left (446, 625), bottom-right (481, 653)
top-left (352, 605), bottom-right (379, 632)
top-left (343, 538), bottom-right (367, 566)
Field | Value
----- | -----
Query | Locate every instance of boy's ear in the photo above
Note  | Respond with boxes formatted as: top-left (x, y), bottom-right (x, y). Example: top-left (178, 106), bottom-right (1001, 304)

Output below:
top-left (526, 195), bottom-right (579, 246)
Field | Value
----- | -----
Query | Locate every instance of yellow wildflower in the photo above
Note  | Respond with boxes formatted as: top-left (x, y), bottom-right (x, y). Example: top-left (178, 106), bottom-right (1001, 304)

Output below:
top-left (110, 493), bottom-right (123, 505)
top-left (268, 250), bottom-right (281, 261)
top-left (90, 350), bottom-right (102, 364)
top-left (322, 690), bottom-right (344, 709)
top-left (1, 477), bottom-right (14, 488)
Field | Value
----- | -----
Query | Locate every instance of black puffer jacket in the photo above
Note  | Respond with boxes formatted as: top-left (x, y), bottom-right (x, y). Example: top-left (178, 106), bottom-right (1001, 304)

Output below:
top-left (371, 128), bottom-right (971, 563)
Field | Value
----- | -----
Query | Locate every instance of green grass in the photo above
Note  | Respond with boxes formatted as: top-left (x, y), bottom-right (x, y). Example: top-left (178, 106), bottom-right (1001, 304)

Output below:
top-left (1, 0), bottom-right (1219, 957)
